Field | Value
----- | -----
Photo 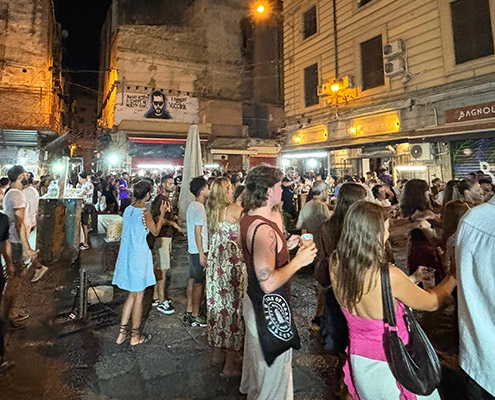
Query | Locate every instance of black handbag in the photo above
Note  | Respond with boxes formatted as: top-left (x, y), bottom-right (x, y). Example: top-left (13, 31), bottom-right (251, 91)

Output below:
top-left (381, 266), bottom-right (441, 395)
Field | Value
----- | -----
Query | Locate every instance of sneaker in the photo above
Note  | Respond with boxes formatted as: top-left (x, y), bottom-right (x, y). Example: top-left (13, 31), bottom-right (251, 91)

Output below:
top-left (80, 244), bottom-right (90, 251)
top-left (31, 266), bottom-right (48, 283)
top-left (157, 300), bottom-right (175, 315)
top-left (182, 311), bottom-right (193, 324)
top-left (190, 315), bottom-right (207, 327)
top-left (152, 299), bottom-right (160, 307)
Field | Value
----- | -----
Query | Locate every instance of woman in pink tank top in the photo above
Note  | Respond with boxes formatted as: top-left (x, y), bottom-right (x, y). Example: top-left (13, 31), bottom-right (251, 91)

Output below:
top-left (329, 201), bottom-right (456, 400)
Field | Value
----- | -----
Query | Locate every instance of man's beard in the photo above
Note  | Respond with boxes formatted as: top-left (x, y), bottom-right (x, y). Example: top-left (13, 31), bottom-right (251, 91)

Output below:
top-left (21, 178), bottom-right (28, 186)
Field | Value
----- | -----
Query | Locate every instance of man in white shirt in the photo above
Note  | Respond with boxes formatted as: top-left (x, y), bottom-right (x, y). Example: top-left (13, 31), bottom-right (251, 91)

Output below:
top-left (184, 176), bottom-right (209, 327)
top-left (76, 172), bottom-right (95, 250)
top-left (3, 166), bottom-right (39, 323)
top-left (456, 196), bottom-right (495, 399)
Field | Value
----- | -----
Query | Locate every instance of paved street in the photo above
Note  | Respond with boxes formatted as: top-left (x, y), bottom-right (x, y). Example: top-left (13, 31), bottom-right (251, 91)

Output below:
top-left (0, 235), bottom-right (341, 400)
top-left (0, 233), bottom-right (467, 399)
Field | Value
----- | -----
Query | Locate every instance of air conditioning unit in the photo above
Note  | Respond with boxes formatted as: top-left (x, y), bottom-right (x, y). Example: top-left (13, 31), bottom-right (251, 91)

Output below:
top-left (383, 40), bottom-right (404, 58)
top-left (410, 143), bottom-right (433, 161)
top-left (317, 83), bottom-right (332, 96)
top-left (384, 58), bottom-right (405, 77)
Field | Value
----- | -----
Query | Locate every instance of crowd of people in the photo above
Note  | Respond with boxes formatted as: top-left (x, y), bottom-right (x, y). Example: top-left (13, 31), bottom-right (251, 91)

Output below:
top-left (1, 161), bottom-right (494, 400)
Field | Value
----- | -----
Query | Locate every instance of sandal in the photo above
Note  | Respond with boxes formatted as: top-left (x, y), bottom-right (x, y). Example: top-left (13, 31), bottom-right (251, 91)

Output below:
top-left (115, 324), bottom-right (129, 345)
top-left (130, 328), bottom-right (152, 346)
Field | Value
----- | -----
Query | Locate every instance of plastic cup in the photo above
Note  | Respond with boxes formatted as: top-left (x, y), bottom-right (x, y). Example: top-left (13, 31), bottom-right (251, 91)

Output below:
top-left (300, 233), bottom-right (314, 248)
top-left (421, 267), bottom-right (436, 289)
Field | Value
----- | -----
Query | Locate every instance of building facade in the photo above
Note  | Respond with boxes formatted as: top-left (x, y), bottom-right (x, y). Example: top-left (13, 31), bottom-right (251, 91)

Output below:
top-left (0, 0), bottom-right (66, 176)
top-left (282, 0), bottom-right (495, 183)
top-left (98, 0), bottom-right (284, 174)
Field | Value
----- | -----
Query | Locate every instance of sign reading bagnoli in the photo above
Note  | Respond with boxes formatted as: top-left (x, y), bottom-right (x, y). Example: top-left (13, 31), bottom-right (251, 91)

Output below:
top-left (445, 102), bottom-right (495, 124)
top-left (115, 90), bottom-right (199, 124)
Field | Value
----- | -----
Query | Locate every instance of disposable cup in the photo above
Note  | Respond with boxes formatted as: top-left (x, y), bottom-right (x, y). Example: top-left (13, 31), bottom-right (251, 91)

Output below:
top-left (300, 233), bottom-right (314, 248)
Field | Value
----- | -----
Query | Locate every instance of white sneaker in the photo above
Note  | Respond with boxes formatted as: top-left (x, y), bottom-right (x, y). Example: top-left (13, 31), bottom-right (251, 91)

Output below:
top-left (31, 266), bottom-right (48, 283)
top-left (157, 300), bottom-right (175, 315)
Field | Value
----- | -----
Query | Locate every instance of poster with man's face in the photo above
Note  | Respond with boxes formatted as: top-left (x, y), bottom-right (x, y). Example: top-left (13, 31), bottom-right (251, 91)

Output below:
top-left (115, 90), bottom-right (199, 124)
top-left (144, 90), bottom-right (171, 119)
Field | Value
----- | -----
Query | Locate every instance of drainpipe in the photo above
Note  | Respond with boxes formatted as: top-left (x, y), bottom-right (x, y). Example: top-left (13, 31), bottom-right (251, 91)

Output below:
top-left (332, 0), bottom-right (338, 78)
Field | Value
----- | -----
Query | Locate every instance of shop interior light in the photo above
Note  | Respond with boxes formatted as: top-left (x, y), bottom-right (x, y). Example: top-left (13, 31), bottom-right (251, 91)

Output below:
top-left (138, 169), bottom-right (145, 176)
top-left (52, 161), bottom-right (65, 173)
top-left (106, 153), bottom-right (120, 165)
top-left (283, 151), bottom-right (328, 159)
top-left (204, 163), bottom-right (220, 169)
top-left (396, 165), bottom-right (428, 172)
top-left (307, 158), bottom-right (318, 169)
top-left (137, 164), bottom-right (174, 170)
top-left (349, 127), bottom-right (357, 134)
top-left (282, 158), bottom-right (291, 167)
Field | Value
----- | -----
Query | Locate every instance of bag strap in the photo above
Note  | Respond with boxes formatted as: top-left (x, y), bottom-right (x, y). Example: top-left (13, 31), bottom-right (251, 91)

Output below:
top-left (250, 222), bottom-right (277, 265)
top-left (380, 265), bottom-right (397, 328)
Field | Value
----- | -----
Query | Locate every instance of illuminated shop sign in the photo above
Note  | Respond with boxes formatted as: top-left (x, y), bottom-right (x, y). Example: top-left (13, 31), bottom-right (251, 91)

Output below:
top-left (349, 111), bottom-right (401, 136)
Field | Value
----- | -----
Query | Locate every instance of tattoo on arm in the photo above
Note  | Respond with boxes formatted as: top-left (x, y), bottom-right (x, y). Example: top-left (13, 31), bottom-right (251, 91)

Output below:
top-left (258, 268), bottom-right (272, 282)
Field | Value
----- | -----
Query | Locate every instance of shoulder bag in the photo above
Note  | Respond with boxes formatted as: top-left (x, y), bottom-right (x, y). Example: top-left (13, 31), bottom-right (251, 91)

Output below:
top-left (381, 266), bottom-right (441, 395)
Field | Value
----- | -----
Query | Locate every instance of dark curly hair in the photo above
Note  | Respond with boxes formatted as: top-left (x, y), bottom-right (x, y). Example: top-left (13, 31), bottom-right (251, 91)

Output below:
top-left (242, 165), bottom-right (283, 211)
top-left (400, 179), bottom-right (431, 217)
top-left (133, 180), bottom-right (152, 201)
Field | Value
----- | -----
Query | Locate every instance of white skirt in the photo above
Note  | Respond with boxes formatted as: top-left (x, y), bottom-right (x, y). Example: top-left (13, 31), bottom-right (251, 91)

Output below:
top-left (239, 296), bottom-right (293, 400)
top-left (349, 354), bottom-right (442, 400)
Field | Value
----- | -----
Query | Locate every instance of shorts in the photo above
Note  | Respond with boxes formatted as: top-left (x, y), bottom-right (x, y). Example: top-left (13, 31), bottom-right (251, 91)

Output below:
top-left (154, 237), bottom-right (172, 270)
top-left (81, 204), bottom-right (95, 225)
top-left (189, 253), bottom-right (206, 284)
top-left (11, 243), bottom-right (24, 276)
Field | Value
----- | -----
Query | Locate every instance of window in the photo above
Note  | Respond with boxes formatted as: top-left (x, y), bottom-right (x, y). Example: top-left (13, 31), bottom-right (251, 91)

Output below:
top-left (304, 63), bottom-right (319, 107)
top-left (359, 0), bottom-right (374, 6)
top-left (303, 6), bottom-right (317, 40)
top-left (360, 35), bottom-right (384, 90)
top-left (451, 0), bottom-right (494, 64)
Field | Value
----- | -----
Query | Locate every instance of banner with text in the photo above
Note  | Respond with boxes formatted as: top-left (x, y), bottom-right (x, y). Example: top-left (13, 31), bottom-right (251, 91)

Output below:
top-left (115, 90), bottom-right (199, 124)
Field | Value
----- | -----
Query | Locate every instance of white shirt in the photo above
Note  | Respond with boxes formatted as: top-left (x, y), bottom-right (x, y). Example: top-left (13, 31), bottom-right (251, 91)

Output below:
top-left (77, 181), bottom-right (94, 205)
top-left (456, 197), bottom-right (495, 396)
top-left (3, 188), bottom-right (26, 243)
top-left (186, 201), bottom-right (208, 254)
top-left (23, 185), bottom-right (39, 229)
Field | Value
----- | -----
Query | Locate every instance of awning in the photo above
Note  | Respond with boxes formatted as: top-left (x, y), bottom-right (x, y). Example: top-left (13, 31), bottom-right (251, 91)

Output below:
top-left (0, 129), bottom-right (39, 147)
top-left (118, 119), bottom-right (212, 135)
top-left (129, 136), bottom-right (208, 145)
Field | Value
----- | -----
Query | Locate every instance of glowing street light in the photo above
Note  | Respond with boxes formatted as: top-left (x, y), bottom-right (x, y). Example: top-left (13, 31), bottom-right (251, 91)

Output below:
top-left (256, 5), bottom-right (265, 13)
top-left (251, 1), bottom-right (272, 21)
top-left (106, 153), bottom-right (120, 166)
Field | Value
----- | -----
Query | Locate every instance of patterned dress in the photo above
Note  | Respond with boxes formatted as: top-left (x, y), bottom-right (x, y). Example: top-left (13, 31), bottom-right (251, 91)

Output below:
top-left (206, 221), bottom-right (246, 351)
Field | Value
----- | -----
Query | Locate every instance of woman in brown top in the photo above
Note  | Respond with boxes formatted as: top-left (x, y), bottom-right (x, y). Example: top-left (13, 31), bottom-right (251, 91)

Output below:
top-left (239, 165), bottom-right (316, 400)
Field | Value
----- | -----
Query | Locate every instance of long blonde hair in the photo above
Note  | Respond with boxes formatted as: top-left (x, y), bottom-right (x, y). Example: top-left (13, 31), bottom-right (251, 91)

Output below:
top-left (206, 177), bottom-right (232, 231)
top-left (333, 200), bottom-right (386, 311)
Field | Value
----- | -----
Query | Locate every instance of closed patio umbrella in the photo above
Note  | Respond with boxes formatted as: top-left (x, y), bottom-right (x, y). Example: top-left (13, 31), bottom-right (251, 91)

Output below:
top-left (178, 124), bottom-right (203, 220)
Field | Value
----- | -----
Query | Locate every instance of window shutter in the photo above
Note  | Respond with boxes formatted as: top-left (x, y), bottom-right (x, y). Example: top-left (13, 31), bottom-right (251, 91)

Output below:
top-left (360, 35), bottom-right (384, 91)
top-left (451, 0), bottom-right (494, 64)
top-left (304, 63), bottom-right (319, 107)
top-left (303, 6), bottom-right (317, 40)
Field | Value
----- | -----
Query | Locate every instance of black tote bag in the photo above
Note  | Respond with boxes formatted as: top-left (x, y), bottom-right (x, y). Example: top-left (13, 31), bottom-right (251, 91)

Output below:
top-left (381, 266), bottom-right (441, 395)
top-left (248, 223), bottom-right (301, 366)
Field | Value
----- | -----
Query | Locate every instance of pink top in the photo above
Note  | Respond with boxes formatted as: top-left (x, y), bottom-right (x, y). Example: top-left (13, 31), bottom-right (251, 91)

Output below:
top-left (342, 301), bottom-right (418, 400)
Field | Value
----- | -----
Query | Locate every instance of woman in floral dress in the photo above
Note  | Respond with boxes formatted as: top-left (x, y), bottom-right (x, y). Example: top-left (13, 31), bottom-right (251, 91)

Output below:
top-left (206, 177), bottom-right (246, 377)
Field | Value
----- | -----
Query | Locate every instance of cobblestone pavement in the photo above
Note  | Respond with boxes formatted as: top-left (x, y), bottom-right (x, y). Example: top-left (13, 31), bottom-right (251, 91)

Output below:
top-left (0, 234), bottom-right (466, 399)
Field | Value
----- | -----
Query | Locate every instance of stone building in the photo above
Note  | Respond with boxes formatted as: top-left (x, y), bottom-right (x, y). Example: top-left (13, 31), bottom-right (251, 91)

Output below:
top-left (0, 0), bottom-right (66, 176)
top-left (98, 0), bottom-right (284, 173)
top-left (282, 0), bottom-right (495, 183)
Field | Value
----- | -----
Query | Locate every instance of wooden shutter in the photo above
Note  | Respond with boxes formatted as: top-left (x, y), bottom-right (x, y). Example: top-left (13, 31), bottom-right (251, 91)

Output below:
top-left (360, 35), bottom-right (384, 91)
top-left (451, 0), bottom-right (494, 64)
top-left (303, 6), bottom-right (317, 40)
top-left (304, 63), bottom-right (318, 107)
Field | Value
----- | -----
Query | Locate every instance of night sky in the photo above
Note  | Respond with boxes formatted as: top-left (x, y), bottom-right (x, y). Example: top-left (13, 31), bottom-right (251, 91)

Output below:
top-left (54, 0), bottom-right (112, 88)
